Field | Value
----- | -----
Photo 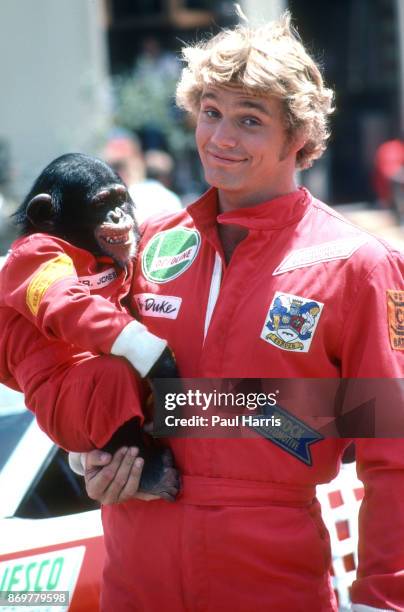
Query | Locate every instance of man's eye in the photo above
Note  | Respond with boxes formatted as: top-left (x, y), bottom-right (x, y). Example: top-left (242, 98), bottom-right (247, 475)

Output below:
top-left (242, 117), bottom-right (260, 127)
top-left (203, 109), bottom-right (220, 119)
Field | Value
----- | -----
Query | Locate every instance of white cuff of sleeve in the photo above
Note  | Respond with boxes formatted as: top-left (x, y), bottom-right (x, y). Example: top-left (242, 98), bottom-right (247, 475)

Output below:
top-left (68, 452), bottom-right (86, 476)
top-left (110, 320), bottom-right (167, 378)
top-left (352, 605), bottom-right (394, 611)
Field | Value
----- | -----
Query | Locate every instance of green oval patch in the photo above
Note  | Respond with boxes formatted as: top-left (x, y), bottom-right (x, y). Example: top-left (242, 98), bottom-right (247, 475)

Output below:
top-left (142, 228), bottom-right (201, 283)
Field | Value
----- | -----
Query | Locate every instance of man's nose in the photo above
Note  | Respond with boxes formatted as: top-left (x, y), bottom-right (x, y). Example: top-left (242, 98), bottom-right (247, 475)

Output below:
top-left (210, 119), bottom-right (237, 148)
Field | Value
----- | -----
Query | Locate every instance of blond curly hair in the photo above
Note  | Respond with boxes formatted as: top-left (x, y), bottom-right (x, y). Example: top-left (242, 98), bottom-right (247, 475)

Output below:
top-left (176, 11), bottom-right (334, 169)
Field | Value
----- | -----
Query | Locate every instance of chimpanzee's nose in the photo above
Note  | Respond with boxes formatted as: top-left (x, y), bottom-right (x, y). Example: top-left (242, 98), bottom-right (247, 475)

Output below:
top-left (108, 207), bottom-right (123, 223)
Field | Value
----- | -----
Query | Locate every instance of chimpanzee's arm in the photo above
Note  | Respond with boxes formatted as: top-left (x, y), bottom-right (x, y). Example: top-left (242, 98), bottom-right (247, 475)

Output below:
top-left (0, 234), bottom-right (167, 377)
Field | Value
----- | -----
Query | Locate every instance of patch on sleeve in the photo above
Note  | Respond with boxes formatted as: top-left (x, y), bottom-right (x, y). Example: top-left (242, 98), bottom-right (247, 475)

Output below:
top-left (78, 267), bottom-right (117, 290)
top-left (26, 254), bottom-right (75, 316)
top-left (387, 290), bottom-right (404, 350)
top-left (273, 236), bottom-right (368, 275)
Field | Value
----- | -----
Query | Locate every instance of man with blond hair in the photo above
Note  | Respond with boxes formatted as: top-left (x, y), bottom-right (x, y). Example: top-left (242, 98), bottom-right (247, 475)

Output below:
top-left (73, 12), bottom-right (403, 611)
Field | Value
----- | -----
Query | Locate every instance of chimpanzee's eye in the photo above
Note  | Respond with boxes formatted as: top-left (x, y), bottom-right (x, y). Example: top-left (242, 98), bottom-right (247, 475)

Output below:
top-left (93, 190), bottom-right (111, 207)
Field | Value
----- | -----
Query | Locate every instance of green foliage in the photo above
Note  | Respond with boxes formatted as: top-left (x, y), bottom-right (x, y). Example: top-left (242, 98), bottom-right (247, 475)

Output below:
top-left (112, 68), bottom-right (195, 153)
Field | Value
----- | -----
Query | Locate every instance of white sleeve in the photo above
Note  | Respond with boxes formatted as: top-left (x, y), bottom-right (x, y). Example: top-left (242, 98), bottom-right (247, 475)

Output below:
top-left (110, 320), bottom-right (167, 378)
top-left (68, 452), bottom-right (86, 476)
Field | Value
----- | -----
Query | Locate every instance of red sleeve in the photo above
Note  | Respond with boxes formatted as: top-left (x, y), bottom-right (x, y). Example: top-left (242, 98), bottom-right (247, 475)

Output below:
top-left (340, 247), bottom-right (404, 609)
top-left (1, 235), bottom-right (133, 354)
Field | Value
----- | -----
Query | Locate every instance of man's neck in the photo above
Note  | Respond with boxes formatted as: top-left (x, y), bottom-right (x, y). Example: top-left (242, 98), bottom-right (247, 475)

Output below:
top-left (217, 180), bottom-right (298, 214)
top-left (217, 224), bottom-right (248, 264)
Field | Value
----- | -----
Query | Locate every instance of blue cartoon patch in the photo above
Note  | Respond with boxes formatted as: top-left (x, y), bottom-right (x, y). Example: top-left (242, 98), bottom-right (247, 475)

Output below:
top-left (261, 292), bottom-right (324, 352)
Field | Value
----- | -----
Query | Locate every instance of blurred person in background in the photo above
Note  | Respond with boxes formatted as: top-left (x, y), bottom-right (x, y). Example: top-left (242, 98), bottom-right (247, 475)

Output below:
top-left (102, 132), bottom-right (182, 224)
top-left (373, 136), bottom-right (404, 210)
top-left (135, 36), bottom-right (180, 82)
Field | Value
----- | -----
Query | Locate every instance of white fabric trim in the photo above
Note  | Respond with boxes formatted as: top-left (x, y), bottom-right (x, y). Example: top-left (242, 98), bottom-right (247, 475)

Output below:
top-left (68, 452), bottom-right (86, 476)
top-left (111, 320), bottom-right (167, 377)
top-left (204, 252), bottom-right (222, 340)
top-left (352, 604), bottom-right (394, 611)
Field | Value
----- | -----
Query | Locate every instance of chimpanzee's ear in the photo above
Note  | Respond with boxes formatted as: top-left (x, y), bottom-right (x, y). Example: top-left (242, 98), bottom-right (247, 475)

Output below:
top-left (26, 193), bottom-right (56, 230)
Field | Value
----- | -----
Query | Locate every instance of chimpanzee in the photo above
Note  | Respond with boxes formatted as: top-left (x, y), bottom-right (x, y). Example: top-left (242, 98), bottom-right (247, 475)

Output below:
top-left (0, 152), bottom-right (179, 501)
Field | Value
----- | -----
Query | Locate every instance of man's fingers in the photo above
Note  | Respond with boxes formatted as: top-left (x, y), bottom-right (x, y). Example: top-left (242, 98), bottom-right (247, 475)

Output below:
top-left (103, 447), bottom-right (144, 503)
top-left (84, 445), bottom-right (164, 504)
top-left (84, 449), bottom-right (112, 471)
top-left (118, 453), bottom-right (146, 501)
top-left (85, 447), bottom-right (127, 501)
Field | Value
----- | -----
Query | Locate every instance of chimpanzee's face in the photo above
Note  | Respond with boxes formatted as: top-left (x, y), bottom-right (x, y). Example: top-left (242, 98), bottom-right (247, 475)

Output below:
top-left (19, 153), bottom-right (139, 268)
top-left (92, 183), bottom-right (137, 267)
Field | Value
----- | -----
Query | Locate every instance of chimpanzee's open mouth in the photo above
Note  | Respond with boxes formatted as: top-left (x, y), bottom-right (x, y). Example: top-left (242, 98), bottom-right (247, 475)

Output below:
top-left (101, 232), bottom-right (131, 245)
top-left (96, 216), bottom-right (135, 246)
top-left (95, 216), bottom-right (137, 266)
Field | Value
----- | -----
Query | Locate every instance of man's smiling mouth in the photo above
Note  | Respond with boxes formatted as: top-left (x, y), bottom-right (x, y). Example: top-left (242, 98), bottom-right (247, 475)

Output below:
top-left (207, 151), bottom-right (247, 164)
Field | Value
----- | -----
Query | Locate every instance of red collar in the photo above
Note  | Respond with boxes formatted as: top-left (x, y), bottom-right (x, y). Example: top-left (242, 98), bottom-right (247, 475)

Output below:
top-left (188, 187), bottom-right (312, 232)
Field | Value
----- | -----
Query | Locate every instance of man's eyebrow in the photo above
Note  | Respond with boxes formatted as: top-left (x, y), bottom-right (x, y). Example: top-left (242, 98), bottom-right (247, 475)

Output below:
top-left (200, 91), bottom-right (273, 116)
top-left (238, 99), bottom-right (273, 116)
top-left (200, 91), bottom-right (219, 102)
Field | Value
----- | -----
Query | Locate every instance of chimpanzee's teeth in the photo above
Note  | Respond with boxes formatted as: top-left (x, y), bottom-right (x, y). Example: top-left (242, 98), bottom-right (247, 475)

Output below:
top-left (105, 236), bottom-right (126, 244)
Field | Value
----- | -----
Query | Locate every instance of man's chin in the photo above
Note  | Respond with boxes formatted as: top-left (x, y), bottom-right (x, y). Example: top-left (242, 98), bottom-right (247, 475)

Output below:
top-left (204, 170), bottom-right (243, 191)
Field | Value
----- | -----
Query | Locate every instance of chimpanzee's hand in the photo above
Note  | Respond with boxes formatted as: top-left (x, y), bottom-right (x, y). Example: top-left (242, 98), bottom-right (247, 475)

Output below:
top-left (146, 346), bottom-right (179, 379)
top-left (138, 446), bottom-right (180, 502)
top-left (146, 346), bottom-right (183, 433)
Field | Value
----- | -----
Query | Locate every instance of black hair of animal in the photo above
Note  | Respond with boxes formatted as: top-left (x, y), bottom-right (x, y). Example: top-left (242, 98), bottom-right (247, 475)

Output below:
top-left (13, 152), bottom-right (126, 236)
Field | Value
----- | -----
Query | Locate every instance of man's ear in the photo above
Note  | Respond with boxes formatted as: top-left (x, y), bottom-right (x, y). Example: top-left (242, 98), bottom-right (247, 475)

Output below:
top-left (290, 128), bottom-right (307, 156)
top-left (26, 193), bottom-right (56, 230)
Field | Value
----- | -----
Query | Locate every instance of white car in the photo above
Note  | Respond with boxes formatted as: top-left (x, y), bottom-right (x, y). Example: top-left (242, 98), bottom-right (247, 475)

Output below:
top-left (0, 384), bottom-right (104, 611)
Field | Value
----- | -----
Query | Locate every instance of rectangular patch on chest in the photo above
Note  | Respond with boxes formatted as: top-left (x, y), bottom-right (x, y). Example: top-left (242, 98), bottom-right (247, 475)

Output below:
top-left (273, 236), bottom-right (368, 275)
top-left (387, 290), bottom-right (404, 350)
top-left (134, 293), bottom-right (182, 319)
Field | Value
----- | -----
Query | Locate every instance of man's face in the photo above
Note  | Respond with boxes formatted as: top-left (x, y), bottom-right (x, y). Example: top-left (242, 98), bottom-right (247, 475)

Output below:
top-left (195, 86), bottom-right (302, 207)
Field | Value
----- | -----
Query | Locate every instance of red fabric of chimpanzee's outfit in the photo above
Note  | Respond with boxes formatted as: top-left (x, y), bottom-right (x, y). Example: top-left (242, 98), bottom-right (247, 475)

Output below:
top-left (0, 234), bottom-right (144, 450)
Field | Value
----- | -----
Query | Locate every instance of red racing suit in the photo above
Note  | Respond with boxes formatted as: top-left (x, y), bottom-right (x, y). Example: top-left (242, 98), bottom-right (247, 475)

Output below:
top-left (100, 187), bottom-right (404, 612)
top-left (0, 233), bottom-right (155, 450)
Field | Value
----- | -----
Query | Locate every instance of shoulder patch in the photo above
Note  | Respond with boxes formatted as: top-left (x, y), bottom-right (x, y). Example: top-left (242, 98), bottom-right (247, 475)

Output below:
top-left (273, 236), bottom-right (368, 275)
top-left (26, 254), bottom-right (74, 316)
top-left (387, 290), bottom-right (404, 350)
top-left (142, 228), bottom-right (200, 284)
